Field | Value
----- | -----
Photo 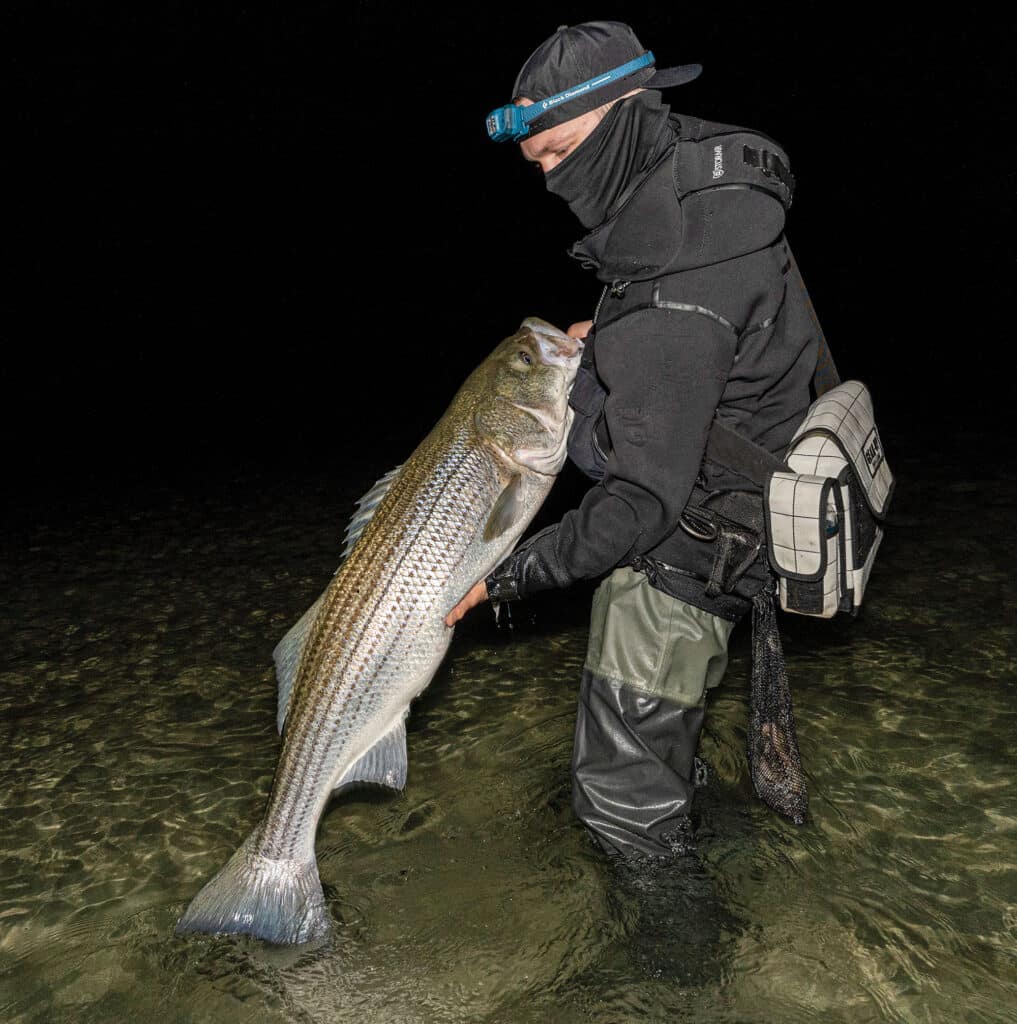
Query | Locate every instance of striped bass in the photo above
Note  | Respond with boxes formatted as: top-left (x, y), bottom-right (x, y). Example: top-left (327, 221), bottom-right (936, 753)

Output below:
top-left (176, 317), bottom-right (582, 944)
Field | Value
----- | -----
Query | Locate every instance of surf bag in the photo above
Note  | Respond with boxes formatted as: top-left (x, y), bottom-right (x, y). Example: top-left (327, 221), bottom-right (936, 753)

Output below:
top-left (764, 381), bottom-right (894, 617)
top-left (702, 315), bottom-right (895, 619)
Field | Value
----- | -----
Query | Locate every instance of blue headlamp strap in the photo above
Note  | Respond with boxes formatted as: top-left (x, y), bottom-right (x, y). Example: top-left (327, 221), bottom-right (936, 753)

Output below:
top-left (486, 51), bottom-right (656, 142)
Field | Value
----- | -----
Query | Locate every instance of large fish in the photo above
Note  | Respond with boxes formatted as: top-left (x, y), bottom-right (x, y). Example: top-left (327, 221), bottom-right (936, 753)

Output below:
top-left (176, 317), bottom-right (582, 944)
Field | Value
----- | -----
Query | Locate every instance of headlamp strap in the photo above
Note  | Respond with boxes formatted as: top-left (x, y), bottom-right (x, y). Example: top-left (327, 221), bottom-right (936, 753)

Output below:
top-left (522, 51), bottom-right (655, 125)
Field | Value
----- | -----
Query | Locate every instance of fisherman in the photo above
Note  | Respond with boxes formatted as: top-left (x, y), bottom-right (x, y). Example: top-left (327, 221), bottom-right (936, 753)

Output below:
top-left (447, 21), bottom-right (820, 864)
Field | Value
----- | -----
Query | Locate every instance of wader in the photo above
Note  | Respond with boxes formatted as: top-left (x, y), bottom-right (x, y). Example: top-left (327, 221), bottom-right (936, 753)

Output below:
top-left (571, 565), bottom-right (734, 858)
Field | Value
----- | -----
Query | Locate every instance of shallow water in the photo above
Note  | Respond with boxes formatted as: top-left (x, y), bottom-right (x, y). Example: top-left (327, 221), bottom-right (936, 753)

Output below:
top-left (2, 430), bottom-right (1015, 1023)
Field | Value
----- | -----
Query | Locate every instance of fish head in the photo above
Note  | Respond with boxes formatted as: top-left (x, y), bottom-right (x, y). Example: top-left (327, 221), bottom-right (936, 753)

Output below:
top-left (473, 317), bottom-right (583, 476)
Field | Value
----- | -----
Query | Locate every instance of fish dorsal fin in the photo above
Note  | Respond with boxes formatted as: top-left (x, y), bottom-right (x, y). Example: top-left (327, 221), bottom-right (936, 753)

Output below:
top-left (340, 465), bottom-right (403, 562)
top-left (483, 473), bottom-right (523, 542)
top-left (273, 465), bottom-right (403, 733)
top-left (272, 590), bottom-right (327, 733)
top-left (334, 715), bottom-right (408, 792)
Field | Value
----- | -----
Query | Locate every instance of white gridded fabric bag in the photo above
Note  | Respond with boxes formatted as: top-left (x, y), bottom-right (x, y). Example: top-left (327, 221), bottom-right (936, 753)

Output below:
top-left (764, 381), bottom-right (894, 618)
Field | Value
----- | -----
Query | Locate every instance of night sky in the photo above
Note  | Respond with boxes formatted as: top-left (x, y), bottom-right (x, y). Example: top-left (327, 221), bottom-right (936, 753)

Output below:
top-left (7, 5), bottom-right (1013, 503)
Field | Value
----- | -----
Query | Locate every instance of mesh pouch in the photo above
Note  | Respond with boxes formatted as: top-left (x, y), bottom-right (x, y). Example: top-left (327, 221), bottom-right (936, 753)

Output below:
top-left (749, 586), bottom-right (808, 824)
top-left (764, 381), bottom-right (894, 618)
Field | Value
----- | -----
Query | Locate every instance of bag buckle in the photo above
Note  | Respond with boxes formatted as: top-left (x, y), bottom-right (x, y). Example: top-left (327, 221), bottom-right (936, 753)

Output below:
top-left (679, 507), bottom-right (719, 542)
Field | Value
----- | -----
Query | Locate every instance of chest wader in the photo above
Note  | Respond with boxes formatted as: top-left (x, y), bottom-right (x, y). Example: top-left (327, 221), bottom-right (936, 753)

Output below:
top-left (571, 567), bottom-right (735, 858)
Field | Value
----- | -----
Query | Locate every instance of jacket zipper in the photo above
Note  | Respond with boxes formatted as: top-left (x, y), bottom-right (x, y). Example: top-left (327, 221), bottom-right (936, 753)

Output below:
top-left (593, 285), bottom-right (609, 326)
top-left (593, 280), bottom-right (630, 326)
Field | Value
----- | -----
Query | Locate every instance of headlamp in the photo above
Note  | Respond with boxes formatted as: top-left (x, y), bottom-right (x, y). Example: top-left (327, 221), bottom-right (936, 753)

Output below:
top-left (485, 51), bottom-right (655, 142)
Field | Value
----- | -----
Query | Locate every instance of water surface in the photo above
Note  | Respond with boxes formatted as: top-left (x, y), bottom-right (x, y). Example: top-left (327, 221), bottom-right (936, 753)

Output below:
top-left (1, 431), bottom-right (1015, 1023)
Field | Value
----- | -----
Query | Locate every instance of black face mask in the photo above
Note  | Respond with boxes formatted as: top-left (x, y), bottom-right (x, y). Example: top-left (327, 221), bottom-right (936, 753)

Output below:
top-left (543, 90), bottom-right (675, 230)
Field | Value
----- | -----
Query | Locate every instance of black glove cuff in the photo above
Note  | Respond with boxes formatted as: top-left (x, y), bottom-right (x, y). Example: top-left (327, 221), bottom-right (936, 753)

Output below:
top-left (485, 566), bottom-right (521, 603)
top-left (485, 524), bottom-right (571, 602)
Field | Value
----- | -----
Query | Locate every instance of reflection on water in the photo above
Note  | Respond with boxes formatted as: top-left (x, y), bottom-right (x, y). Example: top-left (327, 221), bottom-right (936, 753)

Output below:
top-left (1, 432), bottom-right (1015, 1023)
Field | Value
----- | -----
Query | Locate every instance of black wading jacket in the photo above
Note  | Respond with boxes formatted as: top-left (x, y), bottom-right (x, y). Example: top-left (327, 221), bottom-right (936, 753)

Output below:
top-left (486, 111), bottom-right (821, 621)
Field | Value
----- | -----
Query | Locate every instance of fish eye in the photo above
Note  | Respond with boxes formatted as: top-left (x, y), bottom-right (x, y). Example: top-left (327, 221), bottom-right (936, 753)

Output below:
top-left (517, 350), bottom-right (533, 367)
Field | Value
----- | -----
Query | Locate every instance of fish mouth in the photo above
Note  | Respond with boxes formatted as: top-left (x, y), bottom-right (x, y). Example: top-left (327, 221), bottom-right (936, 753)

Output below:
top-left (523, 318), bottom-right (584, 367)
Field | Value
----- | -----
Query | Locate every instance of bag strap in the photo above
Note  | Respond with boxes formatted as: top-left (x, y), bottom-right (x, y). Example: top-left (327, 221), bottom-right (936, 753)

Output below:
top-left (703, 419), bottom-right (789, 488)
top-left (703, 238), bottom-right (841, 487)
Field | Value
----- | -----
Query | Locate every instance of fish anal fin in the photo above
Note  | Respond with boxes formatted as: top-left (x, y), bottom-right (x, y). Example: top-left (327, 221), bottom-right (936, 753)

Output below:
top-left (483, 473), bottom-right (523, 542)
top-left (334, 715), bottom-right (408, 792)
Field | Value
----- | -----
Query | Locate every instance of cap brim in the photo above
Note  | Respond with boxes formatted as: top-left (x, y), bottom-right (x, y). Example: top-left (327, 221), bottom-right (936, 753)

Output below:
top-left (645, 63), bottom-right (703, 89)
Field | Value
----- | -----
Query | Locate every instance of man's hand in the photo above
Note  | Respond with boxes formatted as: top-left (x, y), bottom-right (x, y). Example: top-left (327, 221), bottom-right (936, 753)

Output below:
top-left (567, 320), bottom-right (593, 340)
top-left (444, 580), bottom-right (489, 628)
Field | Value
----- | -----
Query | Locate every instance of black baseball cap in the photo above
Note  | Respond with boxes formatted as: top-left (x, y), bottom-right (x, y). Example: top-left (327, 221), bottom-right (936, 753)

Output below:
top-left (511, 21), bottom-right (702, 136)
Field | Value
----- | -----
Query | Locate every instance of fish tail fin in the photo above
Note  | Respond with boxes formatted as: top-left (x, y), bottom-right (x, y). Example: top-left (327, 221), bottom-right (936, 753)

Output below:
top-left (175, 831), bottom-right (330, 945)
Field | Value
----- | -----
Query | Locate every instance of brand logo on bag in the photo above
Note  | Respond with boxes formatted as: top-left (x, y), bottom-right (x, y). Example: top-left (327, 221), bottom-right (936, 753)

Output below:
top-left (862, 428), bottom-right (884, 477)
top-left (712, 144), bottom-right (724, 178)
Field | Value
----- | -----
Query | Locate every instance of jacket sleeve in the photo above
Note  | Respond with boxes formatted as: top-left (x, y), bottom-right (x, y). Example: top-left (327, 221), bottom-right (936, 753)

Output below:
top-left (486, 307), bottom-right (738, 601)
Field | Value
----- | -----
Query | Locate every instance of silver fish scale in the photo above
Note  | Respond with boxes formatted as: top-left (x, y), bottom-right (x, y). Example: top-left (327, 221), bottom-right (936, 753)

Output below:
top-left (258, 428), bottom-right (506, 861)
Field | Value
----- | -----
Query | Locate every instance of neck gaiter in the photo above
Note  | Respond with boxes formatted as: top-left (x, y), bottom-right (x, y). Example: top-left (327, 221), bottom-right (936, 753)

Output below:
top-left (543, 90), bottom-right (675, 230)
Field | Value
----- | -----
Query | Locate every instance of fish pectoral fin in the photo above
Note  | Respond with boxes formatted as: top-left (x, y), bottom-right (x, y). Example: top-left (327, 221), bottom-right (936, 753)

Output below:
top-left (483, 473), bottom-right (523, 542)
top-left (273, 590), bottom-right (328, 734)
top-left (334, 715), bottom-right (409, 792)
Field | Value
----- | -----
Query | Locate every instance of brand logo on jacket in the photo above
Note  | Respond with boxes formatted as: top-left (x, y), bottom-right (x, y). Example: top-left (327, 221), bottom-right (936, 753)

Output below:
top-left (712, 145), bottom-right (724, 178)
top-left (862, 428), bottom-right (884, 477)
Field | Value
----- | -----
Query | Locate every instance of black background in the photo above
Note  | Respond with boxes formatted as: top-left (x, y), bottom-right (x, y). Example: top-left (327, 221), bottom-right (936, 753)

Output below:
top-left (6, 4), bottom-right (1014, 501)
